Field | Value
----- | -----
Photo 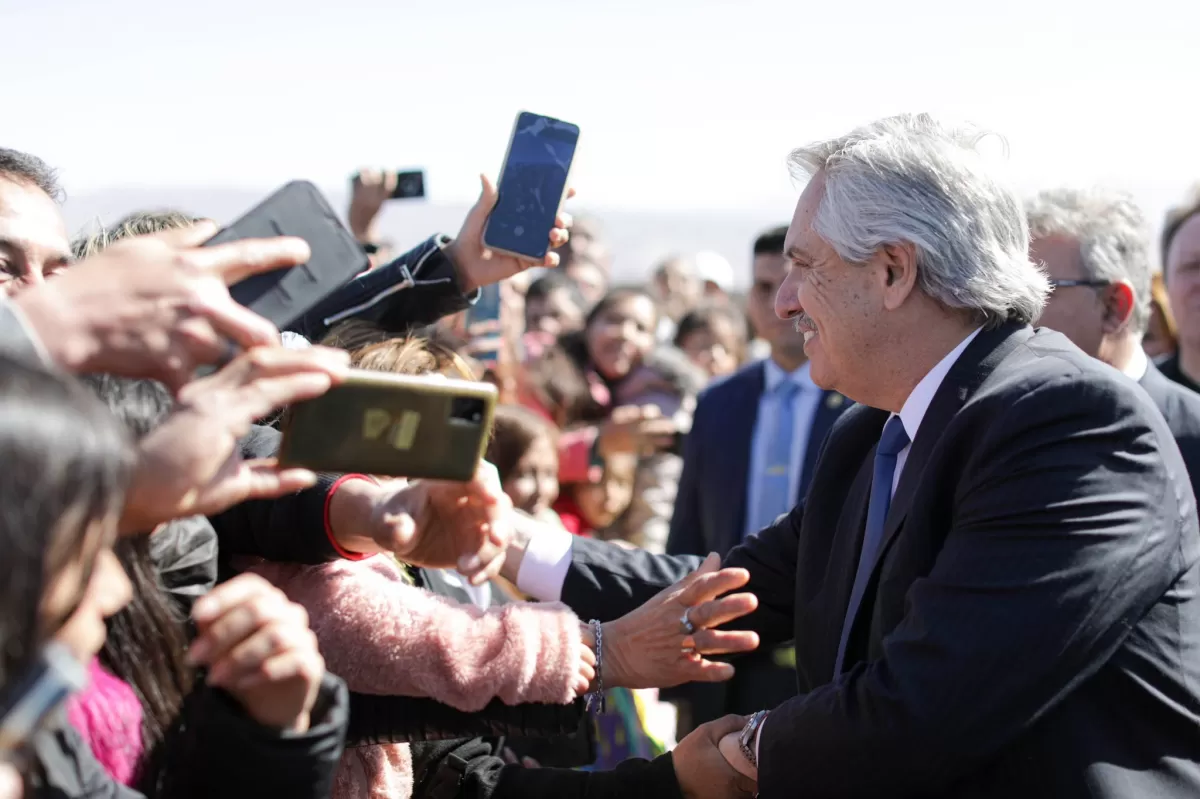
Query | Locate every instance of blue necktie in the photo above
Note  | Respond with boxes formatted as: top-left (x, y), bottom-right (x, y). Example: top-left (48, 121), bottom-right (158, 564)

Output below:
top-left (749, 379), bottom-right (801, 535)
top-left (834, 415), bottom-right (910, 676)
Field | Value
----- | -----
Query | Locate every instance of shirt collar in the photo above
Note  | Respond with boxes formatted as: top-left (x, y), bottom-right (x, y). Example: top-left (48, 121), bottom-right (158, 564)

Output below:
top-left (1122, 345), bottom-right (1149, 381)
top-left (764, 358), bottom-right (816, 393)
top-left (896, 327), bottom-right (982, 442)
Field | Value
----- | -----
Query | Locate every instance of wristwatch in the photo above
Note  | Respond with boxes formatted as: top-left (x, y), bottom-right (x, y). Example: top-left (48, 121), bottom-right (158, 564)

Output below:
top-left (738, 710), bottom-right (770, 769)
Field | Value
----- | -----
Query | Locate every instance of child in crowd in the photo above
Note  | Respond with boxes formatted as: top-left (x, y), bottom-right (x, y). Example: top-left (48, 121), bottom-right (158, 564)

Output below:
top-left (486, 405), bottom-right (564, 527)
top-left (673, 304), bottom-right (747, 380)
top-left (553, 452), bottom-right (639, 538)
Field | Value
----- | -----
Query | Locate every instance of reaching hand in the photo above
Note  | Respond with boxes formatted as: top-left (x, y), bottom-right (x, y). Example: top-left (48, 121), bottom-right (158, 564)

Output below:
top-left (348, 169), bottom-right (396, 242)
top-left (349, 462), bottom-right (513, 585)
top-left (188, 573), bottom-right (326, 732)
top-left (598, 405), bottom-right (679, 459)
top-left (673, 716), bottom-right (757, 799)
top-left (602, 553), bottom-right (759, 690)
top-left (15, 222), bottom-right (305, 391)
top-left (445, 175), bottom-right (574, 292)
top-left (120, 346), bottom-right (349, 533)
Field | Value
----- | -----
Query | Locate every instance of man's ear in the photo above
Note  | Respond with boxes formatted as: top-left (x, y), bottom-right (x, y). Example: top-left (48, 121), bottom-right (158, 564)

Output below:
top-left (879, 242), bottom-right (918, 311)
top-left (1102, 281), bottom-right (1136, 334)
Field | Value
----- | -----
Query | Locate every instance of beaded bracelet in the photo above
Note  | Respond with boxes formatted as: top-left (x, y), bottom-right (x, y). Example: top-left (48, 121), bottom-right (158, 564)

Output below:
top-left (585, 619), bottom-right (606, 714)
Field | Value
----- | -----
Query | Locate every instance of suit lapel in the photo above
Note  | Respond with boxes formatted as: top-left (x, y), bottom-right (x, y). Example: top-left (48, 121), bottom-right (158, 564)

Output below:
top-left (717, 363), bottom-right (765, 552)
top-left (839, 323), bottom-right (1034, 669)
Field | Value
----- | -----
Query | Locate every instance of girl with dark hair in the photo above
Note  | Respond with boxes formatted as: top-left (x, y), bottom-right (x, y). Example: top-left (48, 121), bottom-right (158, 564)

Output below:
top-left (520, 288), bottom-right (678, 487)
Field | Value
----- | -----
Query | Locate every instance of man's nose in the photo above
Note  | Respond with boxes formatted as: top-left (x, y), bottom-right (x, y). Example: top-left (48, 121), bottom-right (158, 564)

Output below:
top-left (775, 274), bottom-right (802, 320)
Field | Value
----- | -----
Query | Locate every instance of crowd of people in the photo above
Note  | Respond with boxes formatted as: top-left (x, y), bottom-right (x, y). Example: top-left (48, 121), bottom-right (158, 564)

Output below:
top-left (1, 110), bottom-right (1199, 799)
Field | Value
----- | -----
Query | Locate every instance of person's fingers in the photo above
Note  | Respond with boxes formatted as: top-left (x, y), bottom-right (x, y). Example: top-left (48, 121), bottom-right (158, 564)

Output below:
top-left (192, 592), bottom-right (299, 668)
top-left (188, 235), bottom-right (311, 286)
top-left (556, 209), bottom-right (574, 230)
top-left (548, 228), bottom-right (569, 248)
top-left (689, 628), bottom-right (760, 656)
top-left (382, 171), bottom-right (399, 194)
top-left (208, 620), bottom-right (309, 686)
top-left (151, 219), bottom-right (220, 248)
top-left (231, 461), bottom-right (321, 504)
top-left (639, 405), bottom-right (663, 420)
top-left (479, 174), bottom-right (499, 209)
top-left (677, 567), bottom-right (752, 608)
top-left (579, 660), bottom-right (595, 685)
top-left (233, 648), bottom-right (325, 690)
top-left (707, 715), bottom-right (750, 740)
top-left (192, 573), bottom-right (277, 624)
top-left (466, 545), bottom-right (505, 586)
top-left (540, 251), bottom-right (561, 269)
top-left (580, 642), bottom-right (596, 667)
top-left (681, 659), bottom-right (737, 683)
top-left (565, 187), bottom-right (577, 201)
top-left (188, 294), bottom-right (281, 352)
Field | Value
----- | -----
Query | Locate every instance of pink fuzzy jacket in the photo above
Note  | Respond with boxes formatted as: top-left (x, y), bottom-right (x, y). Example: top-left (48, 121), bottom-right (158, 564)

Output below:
top-left (243, 555), bottom-right (584, 799)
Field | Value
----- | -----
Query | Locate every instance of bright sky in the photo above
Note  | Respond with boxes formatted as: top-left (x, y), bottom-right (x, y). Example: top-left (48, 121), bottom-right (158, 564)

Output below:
top-left (4, 0), bottom-right (1198, 227)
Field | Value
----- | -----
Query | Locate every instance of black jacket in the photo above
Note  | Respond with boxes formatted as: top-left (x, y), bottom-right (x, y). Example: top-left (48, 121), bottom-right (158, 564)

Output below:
top-left (554, 324), bottom-right (1200, 798)
top-left (1139, 359), bottom-right (1200, 497)
top-left (30, 674), bottom-right (349, 799)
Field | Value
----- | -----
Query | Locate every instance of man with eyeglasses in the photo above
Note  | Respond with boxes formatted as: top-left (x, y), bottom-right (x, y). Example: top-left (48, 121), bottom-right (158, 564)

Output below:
top-left (1028, 187), bottom-right (1200, 489)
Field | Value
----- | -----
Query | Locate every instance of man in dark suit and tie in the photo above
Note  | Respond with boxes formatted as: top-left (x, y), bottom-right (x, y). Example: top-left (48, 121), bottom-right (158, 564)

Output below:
top-left (1028, 187), bottom-right (1200, 488)
top-left (502, 114), bottom-right (1200, 798)
top-left (666, 226), bottom-right (848, 731)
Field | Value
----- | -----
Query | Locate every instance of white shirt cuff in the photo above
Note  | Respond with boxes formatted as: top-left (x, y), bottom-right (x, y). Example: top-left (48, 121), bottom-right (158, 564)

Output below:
top-left (515, 526), bottom-right (574, 602)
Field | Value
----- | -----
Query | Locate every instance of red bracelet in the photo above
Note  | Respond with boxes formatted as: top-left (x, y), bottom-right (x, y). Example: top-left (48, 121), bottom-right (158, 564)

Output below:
top-left (323, 474), bottom-right (379, 561)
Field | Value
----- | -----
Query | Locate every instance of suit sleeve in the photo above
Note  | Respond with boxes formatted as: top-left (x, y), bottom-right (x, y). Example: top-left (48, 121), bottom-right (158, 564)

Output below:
top-left (560, 536), bottom-right (702, 621)
top-left (757, 377), bottom-right (1191, 797)
top-left (722, 505), bottom-right (804, 647)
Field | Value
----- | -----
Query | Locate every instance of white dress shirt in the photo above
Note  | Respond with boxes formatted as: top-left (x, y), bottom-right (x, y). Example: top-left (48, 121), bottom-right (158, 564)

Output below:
top-left (1121, 346), bottom-right (1149, 382)
top-left (516, 329), bottom-right (983, 604)
top-left (744, 360), bottom-right (824, 538)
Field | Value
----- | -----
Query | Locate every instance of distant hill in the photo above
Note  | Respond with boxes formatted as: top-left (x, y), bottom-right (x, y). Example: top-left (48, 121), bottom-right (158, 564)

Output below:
top-left (62, 187), bottom-right (788, 290)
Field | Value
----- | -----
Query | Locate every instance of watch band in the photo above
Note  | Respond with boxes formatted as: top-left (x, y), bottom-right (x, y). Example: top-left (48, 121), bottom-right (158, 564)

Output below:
top-left (738, 709), bottom-right (769, 769)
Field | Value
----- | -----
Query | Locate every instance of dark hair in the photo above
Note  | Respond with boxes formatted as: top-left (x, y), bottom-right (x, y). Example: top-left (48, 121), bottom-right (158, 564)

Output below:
top-left (674, 304), bottom-right (749, 359)
top-left (0, 357), bottom-right (133, 688)
top-left (526, 287), bottom-right (660, 425)
top-left (0, 148), bottom-right (62, 202)
top-left (78, 374), bottom-right (195, 763)
top-left (485, 405), bottom-right (559, 484)
top-left (526, 272), bottom-right (587, 310)
top-left (1162, 186), bottom-right (1200, 278)
top-left (752, 225), bottom-right (790, 257)
top-left (79, 374), bottom-right (173, 439)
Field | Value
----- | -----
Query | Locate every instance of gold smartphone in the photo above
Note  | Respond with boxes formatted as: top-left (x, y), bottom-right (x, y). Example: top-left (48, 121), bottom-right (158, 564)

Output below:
top-left (278, 370), bottom-right (497, 481)
top-left (481, 111), bottom-right (580, 262)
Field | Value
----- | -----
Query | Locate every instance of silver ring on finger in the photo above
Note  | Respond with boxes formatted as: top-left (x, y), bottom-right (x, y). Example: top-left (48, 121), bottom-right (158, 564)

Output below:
top-left (679, 608), bottom-right (696, 636)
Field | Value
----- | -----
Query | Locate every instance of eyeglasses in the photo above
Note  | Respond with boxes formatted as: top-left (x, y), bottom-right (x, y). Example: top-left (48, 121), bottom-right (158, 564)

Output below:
top-left (1048, 279), bottom-right (1112, 289)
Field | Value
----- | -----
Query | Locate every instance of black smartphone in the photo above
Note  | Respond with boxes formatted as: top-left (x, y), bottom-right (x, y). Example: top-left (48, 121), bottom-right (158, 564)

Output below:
top-left (206, 181), bottom-right (369, 331)
top-left (482, 111), bottom-right (580, 262)
top-left (465, 283), bottom-right (503, 367)
top-left (391, 170), bottom-right (425, 200)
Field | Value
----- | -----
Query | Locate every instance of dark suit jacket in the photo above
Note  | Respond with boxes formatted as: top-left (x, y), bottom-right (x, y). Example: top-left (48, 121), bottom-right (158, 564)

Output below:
top-left (1140, 360), bottom-right (1200, 498)
top-left (665, 360), bottom-right (847, 724)
top-left (559, 323), bottom-right (1200, 798)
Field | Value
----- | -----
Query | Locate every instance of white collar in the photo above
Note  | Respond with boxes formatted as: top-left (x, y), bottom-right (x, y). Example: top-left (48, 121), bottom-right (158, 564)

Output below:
top-left (763, 358), bottom-right (816, 393)
top-left (1121, 345), bottom-right (1149, 381)
top-left (896, 328), bottom-right (982, 442)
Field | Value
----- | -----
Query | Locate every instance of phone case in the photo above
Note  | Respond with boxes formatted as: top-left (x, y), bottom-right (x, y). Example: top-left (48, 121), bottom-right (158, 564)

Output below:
top-left (482, 111), bottom-right (579, 262)
top-left (278, 370), bottom-right (498, 481)
top-left (206, 181), bottom-right (369, 330)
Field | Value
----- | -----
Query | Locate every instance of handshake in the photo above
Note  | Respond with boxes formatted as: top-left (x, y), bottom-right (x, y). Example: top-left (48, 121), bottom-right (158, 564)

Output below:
top-left (672, 712), bottom-right (761, 799)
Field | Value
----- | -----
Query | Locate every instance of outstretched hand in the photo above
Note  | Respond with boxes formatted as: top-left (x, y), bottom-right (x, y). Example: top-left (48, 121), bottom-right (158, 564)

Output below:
top-left (601, 553), bottom-right (760, 690)
top-left (445, 175), bottom-right (575, 292)
top-left (119, 346), bottom-right (349, 533)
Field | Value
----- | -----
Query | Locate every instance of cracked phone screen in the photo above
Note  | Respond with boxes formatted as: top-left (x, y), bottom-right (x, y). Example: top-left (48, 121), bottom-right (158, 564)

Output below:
top-left (484, 112), bottom-right (579, 260)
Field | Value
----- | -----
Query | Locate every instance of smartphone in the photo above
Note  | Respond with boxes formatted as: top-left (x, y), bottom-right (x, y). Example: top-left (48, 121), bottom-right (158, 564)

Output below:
top-left (465, 283), bottom-right (503, 366)
top-left (0, 643), bottom-right (87, 759)
top-left (278, 370), bottom-right (498, 481)
top-left (482, 111), bottom-right (580, 262)
top-left (206, 181), bottom-right (369, 331)
top-left (391, 170), bottom-right (426, 200)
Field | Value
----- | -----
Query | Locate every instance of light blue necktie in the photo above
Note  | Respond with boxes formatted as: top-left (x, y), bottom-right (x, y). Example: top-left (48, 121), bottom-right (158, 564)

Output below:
top-left (834, 415), bottom-right (910, 676)
top-left (748, 379), bottom-right (801, 535)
